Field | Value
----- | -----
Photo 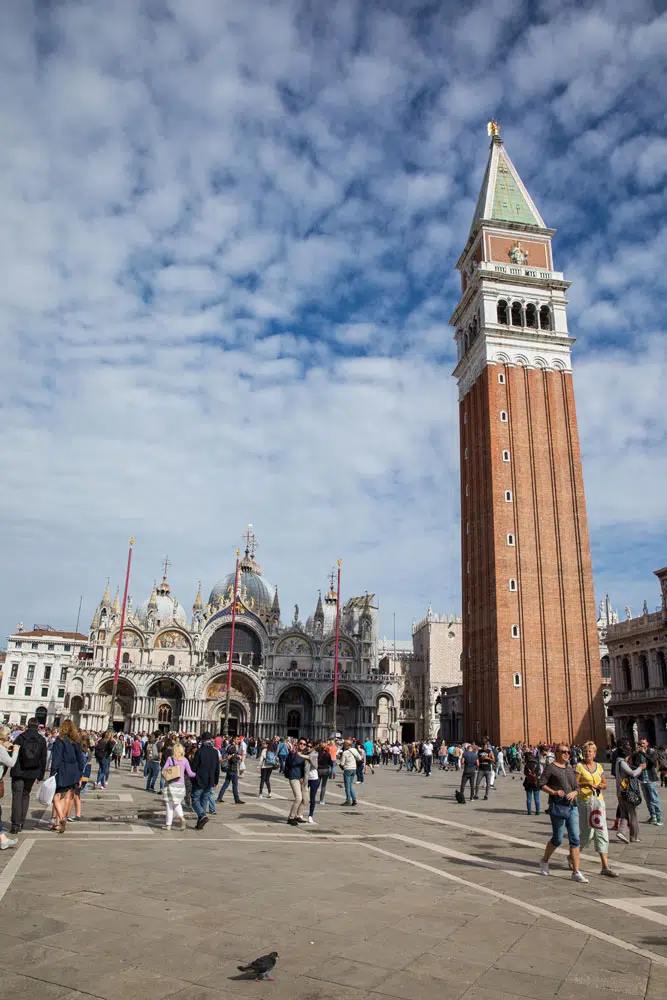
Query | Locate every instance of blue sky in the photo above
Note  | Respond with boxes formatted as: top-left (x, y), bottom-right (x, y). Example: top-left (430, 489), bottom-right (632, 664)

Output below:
top-left (1, 0), bottom-right (666, 643)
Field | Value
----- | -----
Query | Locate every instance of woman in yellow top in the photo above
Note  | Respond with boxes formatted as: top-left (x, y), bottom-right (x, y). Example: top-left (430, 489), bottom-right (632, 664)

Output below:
top-left (575, 741), bottom-right (618, 878)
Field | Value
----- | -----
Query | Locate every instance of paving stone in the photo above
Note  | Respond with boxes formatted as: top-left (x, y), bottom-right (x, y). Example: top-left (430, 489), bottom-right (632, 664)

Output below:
top-left (472, 967), bottom-right (562, 998)
top-left (304, 957), bottom-right (389, 991)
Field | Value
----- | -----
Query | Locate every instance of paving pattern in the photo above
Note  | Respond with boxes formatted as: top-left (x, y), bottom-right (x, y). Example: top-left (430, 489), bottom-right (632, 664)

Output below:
top-left (1, 761), bottom-right (666, 1000)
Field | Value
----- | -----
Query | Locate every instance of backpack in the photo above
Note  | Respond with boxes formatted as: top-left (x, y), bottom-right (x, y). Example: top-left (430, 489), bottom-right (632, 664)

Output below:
top-left (94, 741), bottom-right (107, 762)
top-left (265, 750), bottom-right (277, 766)
top-left (19, 739), bottom-right (42, 769)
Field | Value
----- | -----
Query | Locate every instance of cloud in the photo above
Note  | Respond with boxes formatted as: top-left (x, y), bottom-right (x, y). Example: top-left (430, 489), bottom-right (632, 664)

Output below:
top-left (0, 0), bottom-right (665, 644)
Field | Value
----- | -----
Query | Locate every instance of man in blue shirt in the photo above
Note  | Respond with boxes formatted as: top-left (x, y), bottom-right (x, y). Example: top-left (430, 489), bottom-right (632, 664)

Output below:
top-left (363, 739), bottom-right (375, 774)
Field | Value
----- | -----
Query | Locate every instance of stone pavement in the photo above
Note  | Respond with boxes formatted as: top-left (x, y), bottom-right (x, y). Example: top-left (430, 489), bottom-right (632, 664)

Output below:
top-left (1, 761), bottom-right (666, 1000)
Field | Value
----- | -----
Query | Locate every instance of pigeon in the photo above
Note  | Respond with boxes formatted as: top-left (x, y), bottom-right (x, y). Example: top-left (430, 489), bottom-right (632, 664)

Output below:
top-left (237, 951), bottom-right (278, 980)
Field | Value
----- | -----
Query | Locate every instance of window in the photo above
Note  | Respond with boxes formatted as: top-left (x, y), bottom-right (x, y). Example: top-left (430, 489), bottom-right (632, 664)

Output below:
top-left (525, 303), bottom-right (537, 329)
top-left (502, 450), bottom-right (510, 462)
top-left (658, 651), bottom-right (667, 688)
top-left (511, 625), bottom-right (520, 638)
top-left (43, 665), bottom-right (52, 680)
top-left (167, 654), bottom-right (175, 667)
top-left (513, 673), bottom-right (522, 688)
top-left (7, 684), bottom-right (15, 695)
top-left (25, 686), bottom-right (32, 696)
top-left (26, 664), bottom-right (35, 681)
top-left (464, 447), bottom-right (468, 459)
top-left (498, 372), bottom-right (506, 384)
top-left (500, 410), bottom-right (508, 422)
top-left (601, 655), bottom-right (610, 680)
top-left (505, 490), bottom-right (512, 502)
top-left (122, 652), bottom-right (130, 664)
top-left (60, 667), bottom-right (68, 683)
top-left (10, 663), bottom-right (18, 679)
top-left (509, 579), bottom-right (517, 592)
top-left (539, 305), bottom-right (551, 330)
top-left (621, 656), bottom-right (632, 691)
top-left (47, 643), bottom-right (54, 650)
top-left (507, 533), bottom-right (515, 546)
top-left (511, 301), bottom-right (523, 326)
top-left (41, 687), bottom-right (49, 698)
top-left (290, 660), bottom-right (298, 672)
top-left (20, 715), bottom-right (27, 726)
top-left (14, 641), bottom-right (22, 648)
top-left (497, 300), bottom-right (508, 325)
top-left (639, 654), bottom-right (649, 689)
top-left (64, 644), bottom-right (71, 651)
top-left (57, 688), bottom-right (65, 699)
top-left (31, 642), bottom-right (38, 649)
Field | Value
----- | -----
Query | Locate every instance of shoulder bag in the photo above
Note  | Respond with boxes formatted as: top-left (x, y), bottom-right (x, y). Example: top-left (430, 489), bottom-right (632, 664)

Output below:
top-left (162, 757), bottom-right (181, 784)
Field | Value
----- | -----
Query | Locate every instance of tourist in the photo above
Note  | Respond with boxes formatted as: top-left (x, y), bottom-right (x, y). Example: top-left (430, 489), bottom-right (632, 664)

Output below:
top-left (326, 738), bottom-right (339, 780)
top-left (94, 731), bottom-right (115, 789)
top-left (306, 742), bottom-right (321, 824)
top-left (161, 742), bottom-right (195, 830)
top-left (217, 737), bottom-right (245, 805)
top-left (317, 741), bottom-right (333, 805)
top-left (284, 738), bottom-right (309, 825)
top-left (635, 737), bottom-right (662, 826)
top-left (354, 740), bottom-right (365, 783)
top-left (340, 738), bottom-right (362, 806)
top-left (615, 740), bottom-right (646, 844)
top-left (144, 735), bottom-right (161, 792)
top-left (0, 725), bottom-right (19, 850)
top-left (70, 733), bottom-right (92, 822)
top-left (10, 716), bottom-right (47, 834)
top-left (130, 735), bottom-right (143, 774)
top-left (538, 743), bottom-right (587, 882)
top-left (112, 735), bottom-right (123, 768)
top-left (364, 737), bottom-right (375, 774)
top-left (439, 743), bottom-right (448, 770)
top-left (50, 720), bottom-right (86, 835)
top-left (191, 732), bottom-right (220, 830)
top-left (658, 745), bottom-right (667, 788)
top-left (277, 738), bottom-right (289, 774)
top-left (495, 747), bottom-right (507, 777)
top-left (474, 741), bottom-right (495, 800)
top-left (575, 740), bottom-right (617, 877)
top-left (258, 741), bottom-right (276, 798)
top-left (523, 755), bottom-right (541, 815)
top-left (421, 739), bottom-right (433, 776)
top-left (460, 743), bottom-right (478, 801)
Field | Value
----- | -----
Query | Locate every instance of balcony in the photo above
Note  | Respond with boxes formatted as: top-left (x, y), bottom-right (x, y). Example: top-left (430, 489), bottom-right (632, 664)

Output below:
top-left (609, 687), bottom-right (667, 708)
top-left (607, 611), bottom-right (664, 638)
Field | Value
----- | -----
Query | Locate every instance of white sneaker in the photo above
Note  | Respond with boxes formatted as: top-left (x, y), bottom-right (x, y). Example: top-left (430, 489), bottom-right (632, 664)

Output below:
top-left (258, 793), bottom-right (263, 798)
top-left (616, 831), bottom-right (629, 843)
top-left (267, 793), bottom-right (272, 798)
top-left (539, 861), bottom-right (551, 876)
top-left (571, 870), bottom-right (589, 883)
top-left (0, 837), bottom-right (18, 851)
top-left (307, 816), bottom-right (315, 824)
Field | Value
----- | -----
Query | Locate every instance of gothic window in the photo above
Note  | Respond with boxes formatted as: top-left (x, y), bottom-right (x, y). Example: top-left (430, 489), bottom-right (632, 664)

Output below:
top-left (158, 704), bottom-right (172, 724)
top-left (122, 652), bottom-right (130, 664)
top-left (500, 410), bottom-right (508, 422)
top-left (511, 301), bottom-right (523, 326)
top-left (286, 710), bottom-right (300, 730)
top-left (289, 660), bottom-right (298, 673)
top-left (658, 650), bottom-right (667, 687)
top-left (539, 305), bottom-right (552, 330)
top-left (509, 579), bottom-right (517, 591)
top-left (497, 300), bottom-right (508, 325)
top-left (505, 490), bottom-right (512, 502)
top-left (507, 533), bottom-right (515, 546)
top-left (511, 625), bottom-right (519, 638)
top-left (167, 654), bottom-right (175, 667)
top-left (525, 303), bottom-right (538, 328)
top-left (601, 655), bottom-right (611, 679)
top-left (622, 656), bottom-right (632, 691)
top-left (639, 653), bottom-right (649, 689)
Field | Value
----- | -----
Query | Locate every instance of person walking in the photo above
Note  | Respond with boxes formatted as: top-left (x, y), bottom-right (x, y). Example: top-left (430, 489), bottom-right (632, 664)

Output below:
top-left (495, 747), bottom-right (507, 777)
top-left (71, 733), bottom-right (92, 821)
top-left (340, 739), bottom-right (361, 806)
top-left (50, 720), bottom-right (86, 835)
top-left (658, 745), bottom-right (667, 788)
top-left (460, 744), bottom-right (479, 801)
top-left (161, 743), bottom-right (195, 830)
top-left (277, 738), bottom-right (289, 774)
top-left (616, 740), bottom-right (646, 844)
top-left (538, 743), bottom-right (587, 882)
top-left (636, 737), bottom-right (662, 826)
top-left (112, 735), bottom-right (123, 769)
top-left (130, 736), bottom-right (143, 774)
top-left (421, 740), bottom-right (433, 776)
top-left (144, 735), bottom-right (161, 792)
top-left (475, 742), bottom-right (495, 800)
top-left (10, 716), bottom-right (47, 834)
top-left (284, 738), bottom-right (309, 826)
top-left (575, 740), bottom-right (618, 877)
top-left (94, 732), bottom-right (115, 789)
top-left (191, 732), bottom-right (220, 830)
top-left (363, 738), bottom-right (375, 774)
top-left (523, 755), bottom-right (541, 815)
top-left (217, 738), bottom-right (245, 805)
top-left (306, 742), bottom-right (321, 824)
top-left (258, 741), bottom-right (276, 798)
top-left (317, 742), bottom-right (332, 805)
top-left (0, 726), bottom-right (20, 850)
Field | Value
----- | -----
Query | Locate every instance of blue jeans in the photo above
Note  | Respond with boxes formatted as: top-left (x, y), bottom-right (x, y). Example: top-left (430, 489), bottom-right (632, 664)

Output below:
top-left (642, 781), bottom-right (662, 821)
top-left (217, 772), bottom-right (240, 802)
top-left (192, 786), bottom-right (214, 821)
top-left (145, 760), bottom-right (160, 791)
top-left (549, 804), bottom-right (580, 848)
top-left (526, 788), bottom-right (540, 813)
top-left (97, 757), bottom-right (111, 787)
top-left (343, 770), bottom-right (356, 804)
top-left (309, 778), bottom-right (321, 817)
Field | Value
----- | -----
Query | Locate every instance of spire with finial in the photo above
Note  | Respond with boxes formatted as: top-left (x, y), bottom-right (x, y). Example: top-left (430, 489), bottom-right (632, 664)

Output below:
top-left (112, 587), bottom-right (121, 614)
top-left (325, 568), bottom-right (337, 604)
top-left (156, 555), bottom-right (171, 596)
top-left (148, 582), bottom-right (158, 609)
top-left (102, 578), bottom-right (111, 607)
top-left (193, 581), bottom-right (203, 610)
top-left (270, 587), bottom-right (280, 617)
top-left (314, 590), bottom-right (324, 621)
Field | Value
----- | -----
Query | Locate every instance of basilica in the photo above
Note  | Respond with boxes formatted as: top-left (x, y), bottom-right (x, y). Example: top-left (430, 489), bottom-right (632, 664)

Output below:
top-left (69, 537), bottom-right (403, 741)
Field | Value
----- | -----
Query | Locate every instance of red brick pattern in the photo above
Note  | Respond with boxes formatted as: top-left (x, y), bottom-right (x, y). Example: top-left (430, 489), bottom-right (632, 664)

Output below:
top-left (461, 365), bottom-right (605, 746)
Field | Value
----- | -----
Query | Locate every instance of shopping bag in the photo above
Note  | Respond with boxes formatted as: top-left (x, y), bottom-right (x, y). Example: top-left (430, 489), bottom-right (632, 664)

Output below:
top-left (37, 775), bottom-right (57, 806)
top-left (588, 795), bottom-right (606, 830)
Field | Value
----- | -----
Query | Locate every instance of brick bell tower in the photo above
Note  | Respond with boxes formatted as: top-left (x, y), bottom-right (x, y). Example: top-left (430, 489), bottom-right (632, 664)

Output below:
top-left (451, 122), bottom-right (605, 747)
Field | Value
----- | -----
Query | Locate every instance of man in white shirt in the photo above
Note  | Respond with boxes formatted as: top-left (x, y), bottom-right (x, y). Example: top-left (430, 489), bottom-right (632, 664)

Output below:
top-left (340, 740), bottom-right (361, 806)
top-left (421, 741), bottom-right (433, 776)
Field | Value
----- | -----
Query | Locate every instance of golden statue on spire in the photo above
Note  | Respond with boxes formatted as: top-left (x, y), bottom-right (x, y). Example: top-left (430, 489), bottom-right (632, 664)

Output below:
top-left (487, 119), bottom-right (500, 139)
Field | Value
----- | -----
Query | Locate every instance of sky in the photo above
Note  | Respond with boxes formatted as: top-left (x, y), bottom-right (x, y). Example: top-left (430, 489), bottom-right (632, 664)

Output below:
top-left (1, 0), bottom-right (666, 644)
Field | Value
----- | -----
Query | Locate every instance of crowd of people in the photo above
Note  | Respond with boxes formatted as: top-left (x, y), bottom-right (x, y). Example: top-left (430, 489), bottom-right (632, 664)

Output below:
top-left (0, 720), bottom-right (664, 885)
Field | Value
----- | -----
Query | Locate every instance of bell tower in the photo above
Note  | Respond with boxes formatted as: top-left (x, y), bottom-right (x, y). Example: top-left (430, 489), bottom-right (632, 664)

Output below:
top-left (451, 122), bottom-right (604, 746)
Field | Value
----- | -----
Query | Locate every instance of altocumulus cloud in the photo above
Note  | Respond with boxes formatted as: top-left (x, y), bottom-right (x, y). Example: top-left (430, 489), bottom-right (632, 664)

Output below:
top-left (0, 0), bottom-right (666, 639)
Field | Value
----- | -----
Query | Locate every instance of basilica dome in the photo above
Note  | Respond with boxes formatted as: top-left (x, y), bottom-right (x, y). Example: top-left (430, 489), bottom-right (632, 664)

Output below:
top-left (208, 550), bottom-right (276, 615)
top-left (137, 575), bottom-right (188, 627)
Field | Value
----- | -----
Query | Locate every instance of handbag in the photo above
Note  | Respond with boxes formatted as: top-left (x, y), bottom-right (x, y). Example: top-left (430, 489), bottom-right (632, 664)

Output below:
top-left (161, 758), bottom-right (181, 784)
top-left (588, 793), bottom-right (606, 830)
top-left (550, 797), bottom-right (575, 819)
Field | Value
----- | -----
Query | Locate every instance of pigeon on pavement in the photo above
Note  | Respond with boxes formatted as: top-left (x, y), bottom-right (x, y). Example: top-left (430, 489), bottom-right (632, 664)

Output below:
top-left (237, 951), bottom-right (278, 980)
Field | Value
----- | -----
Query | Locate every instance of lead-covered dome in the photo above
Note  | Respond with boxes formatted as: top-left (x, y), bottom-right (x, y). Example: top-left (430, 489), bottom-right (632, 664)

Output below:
top-left (208, 550), bottom-right (276, 615)
top-left (137, 575), bottom-right (188, 627)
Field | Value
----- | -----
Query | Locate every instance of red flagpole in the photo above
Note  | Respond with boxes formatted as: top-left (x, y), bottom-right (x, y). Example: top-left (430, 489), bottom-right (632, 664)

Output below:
top-left (223, 549), bottom-right (241, 736)
top-left (332, 559), bottom-right (342, 734)
top-left (108, 537), bottom-right (134, 731)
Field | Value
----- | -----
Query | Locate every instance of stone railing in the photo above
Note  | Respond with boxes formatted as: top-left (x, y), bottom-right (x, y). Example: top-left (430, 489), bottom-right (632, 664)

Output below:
top-left (609, 687), bottom-right (667, 705)
top-left (607, 611), bottom-right (664, 638)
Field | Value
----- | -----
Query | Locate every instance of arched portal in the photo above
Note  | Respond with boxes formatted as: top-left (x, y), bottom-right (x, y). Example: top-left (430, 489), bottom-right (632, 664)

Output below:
top-left (98, 678), bottom-right (135, 732)
top-left (148, 678), bottom-right (184, 733)
top-left (205, 671), bottom-right (258, 737)
top-left (278, 685), bottom-right (314, 738)
top-left (323, 687), bottom-right (364, 737)
top-left (207, 624), bottom-right (262, 668)
top-left (69, 695), bottom-right (84, 728)
top-left (35, 706), bottom-right (47, 726)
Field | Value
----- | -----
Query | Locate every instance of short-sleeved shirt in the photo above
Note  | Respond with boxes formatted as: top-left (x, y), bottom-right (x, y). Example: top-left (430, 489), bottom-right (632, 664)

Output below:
top-left (575, 761), bottom-right (604, 800)
top-left (540, 762), bottom-right (578, 796)
top-left (462, 749), bottom-right (478, 771)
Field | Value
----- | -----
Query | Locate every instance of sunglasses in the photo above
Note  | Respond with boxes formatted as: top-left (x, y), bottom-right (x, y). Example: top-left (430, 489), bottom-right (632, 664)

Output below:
top-left (558, 748), bottom-right (571, 755)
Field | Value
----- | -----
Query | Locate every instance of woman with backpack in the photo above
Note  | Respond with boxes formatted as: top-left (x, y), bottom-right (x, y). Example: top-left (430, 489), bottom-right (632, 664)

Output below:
top-left (50, 720), bottom-right (86, 834)
top-left (258, 741), bottom-right (276, 798)
top-left (615, 739), bottom-right (646, 844)
top-left (94, 731), bottom-right (115, 789)
top-left (523, 756), bottom-right (541, 815)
